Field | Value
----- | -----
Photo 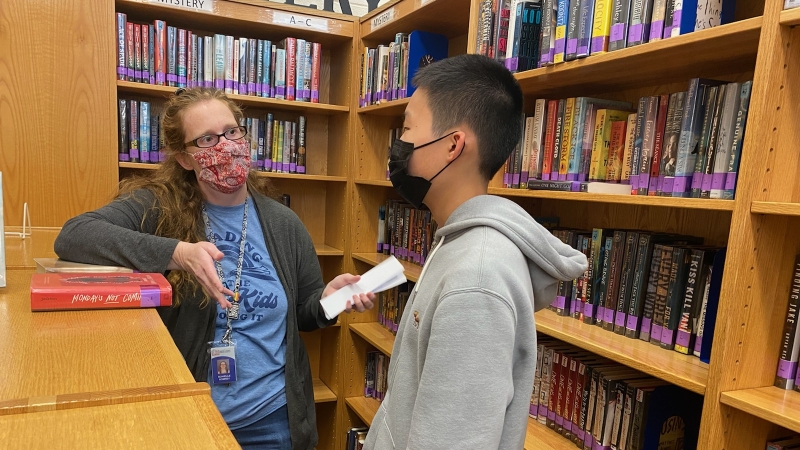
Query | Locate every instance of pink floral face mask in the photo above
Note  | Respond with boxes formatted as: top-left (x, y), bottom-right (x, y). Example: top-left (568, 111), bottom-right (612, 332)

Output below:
top-left (190, 139), bottom-right (250, 194)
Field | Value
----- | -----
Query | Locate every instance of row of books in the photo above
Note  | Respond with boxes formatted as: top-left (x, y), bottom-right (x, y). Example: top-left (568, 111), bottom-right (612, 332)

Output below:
top-left (475, 0), bottom-right (735, 74)
top-left (547, 227), bottom-right (727, 363)
top-left (118, 99), bottom-right (164, 164)
top-left (365, 351), bottom-right (389, 401)
top-left (359, 31), bottom-right (448, 107)
top-left (117, 97), bottom-right (310, 173)
top-left (376, 282), bottom-right (414, 335)
top-left (376, 202), bottom-right (438, 266)
top-left (531, 336), bottom-right (703, 450)
top-left (502, 78), bottom-right (752, 199)
top-left (345, 427), bottom-right (368, 450)
top-left (115, 13), bottom-right (322, 102)
top-left (775, 255), bottom-right (800, 391)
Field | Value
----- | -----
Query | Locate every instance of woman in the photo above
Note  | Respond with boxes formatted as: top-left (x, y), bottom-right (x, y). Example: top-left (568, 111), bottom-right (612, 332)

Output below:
top-left (54, 87), bottom-right (373, 449)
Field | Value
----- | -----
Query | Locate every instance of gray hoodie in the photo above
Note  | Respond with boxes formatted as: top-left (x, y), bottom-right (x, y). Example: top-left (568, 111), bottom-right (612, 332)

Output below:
top-left (362, 195), bottom-right (588, 450)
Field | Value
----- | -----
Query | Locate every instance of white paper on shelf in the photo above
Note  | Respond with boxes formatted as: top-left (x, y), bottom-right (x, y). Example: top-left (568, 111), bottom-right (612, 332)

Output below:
top-left (320, 256), bottom-right (407, 320)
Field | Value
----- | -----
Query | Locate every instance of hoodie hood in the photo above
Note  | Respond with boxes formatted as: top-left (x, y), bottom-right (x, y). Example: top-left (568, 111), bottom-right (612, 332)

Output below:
top-left (435, 195), bottom-right (588, 311)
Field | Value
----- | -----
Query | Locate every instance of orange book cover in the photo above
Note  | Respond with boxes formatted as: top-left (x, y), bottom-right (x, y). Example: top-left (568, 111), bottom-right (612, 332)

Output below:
top-left (30, 273), bottom-right (172, 312)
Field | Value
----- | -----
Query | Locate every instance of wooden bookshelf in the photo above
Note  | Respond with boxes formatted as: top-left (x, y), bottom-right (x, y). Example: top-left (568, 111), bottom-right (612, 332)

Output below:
top-left (357, 98), bottom-right (410, 115)
top-left (352, 252), bottom-right (421, 282)
top-left (488, 187), bottom-right (736, 211)
top-left (360, 0), bottom-right (472, 41)
top-left (751, 201), bottom-right (800, 216)
top-left (350, 322), bottom-right (395, 356)
top-left (535, 309), bottom-right (708, 395)
top-left (524, 418), bottom-right (579, 450)
top-left (117, 81), bottom-right (350, 114)
top-left (345, 396), bottom-right (381, 425)
top-left (780, 7), bottom-right (800, 26)
top-left (313, 378), bottom-right (338, 403)
top-left (118, 162), bottom-right (348, 182)
top-left (720, 387), bottom-right (800, 434)
top-left (354, 179), bottom-right (393, 187)
top-left (315, 244), bottom-right (345, 256)
top-left (514, 17), bottom-right (762, 98)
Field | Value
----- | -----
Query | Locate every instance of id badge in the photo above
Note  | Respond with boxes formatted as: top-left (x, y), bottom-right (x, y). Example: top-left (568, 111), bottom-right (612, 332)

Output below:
top-left (209, 341), bottom-right (237, 385)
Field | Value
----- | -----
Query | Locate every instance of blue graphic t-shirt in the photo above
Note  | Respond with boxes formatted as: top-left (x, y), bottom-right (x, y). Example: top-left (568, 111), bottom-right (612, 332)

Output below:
top-left (205, 199), bottom-right (288, 430)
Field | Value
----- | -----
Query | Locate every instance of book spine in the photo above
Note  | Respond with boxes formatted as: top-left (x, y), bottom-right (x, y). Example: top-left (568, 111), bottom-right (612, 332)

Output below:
top-left (649, 0), bottom-right (668, 41)
top-left (552, 99), bottom-right (566, 179)
top-left (699, 84), bottom-right (728, 198)
top-left (591, 0), bottom-right (613, 53)
top-left (554, 0), bottom-right (570, 64)
top-left (620, 113), bottom-right (636, 184)
top-left (249, 39), bottom-right (258, 95)
top-left (723, 81), bottom-right (752, 199)
top-left (275, 48), bottom-right (286, 100)
top-left (660, 91), bottom-right (685, 195)
top-left (284, 38), bottom-right (297, 101)
top-left (625, 234), bottom-right (653, 338)
top-left (674, 79), bottom-right (706, 195)
top-left (224, 35), bottom-right (234, 93)
top-left (776, 256), bottom-right (800, 389)
top-left (661, 247), bottom-right (690, 349)
top-left (542, 100), bottom-right (559, 179)
top-left (638, 243), bottom-right (663, 341)
top-left (116, 14), bottom-right (127, 81)
top-left (297, 116), bottom-right (307, 173)
top-left (614, 232), bottom-right (639, 333)
top-left (530, 99), bottom-right (547, 179)
top-left (264, 41), bottom-right (273, 97)
top-left (566, 0), bottom-right (582, 60)
top-left (295, 40), bottom-right (306, 101)
top-left (186, 32), bottom-right (193, 88)
top-left (675, 249), bottom-right (711, 354)
top-left (710, 82), bottom-right (742, 198)
top-left (134, 24), bottom-right (143, 83)
top-left (649, 245), bottom-right (673, 344)
top-left (608, 0), bottom-right (632, 51)
top-left (579, 104), bottom-right (597, 180)
top-left (648, 94), bottom-right (670, 194)
top-left (559, 98), bottom-right (576, 180)
top-left (568, 98), bottom-right (587, 180)
top-left (637, 96), bottom-right (659, 195)
top-left (139, 102), bottom-right (150, 163)
top-left (606, 119), bottom-right (627, 182)
top-left (311, 43), bottom-right (321, 103)
top-left (630, 97), bottom-right (648, 193)
top-left (177, 29), bottom-right (186, 88)
top-left (603, 231), bottom-right (627, 329)
top-left (118, 99), bottom-right (129, 162)
top-left (129, 100), bottom-right (139, 162)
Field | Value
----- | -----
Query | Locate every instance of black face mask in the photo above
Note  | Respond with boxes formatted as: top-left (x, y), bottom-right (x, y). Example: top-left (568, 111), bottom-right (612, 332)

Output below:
top-left (388, 131), bottom-right (460, 209)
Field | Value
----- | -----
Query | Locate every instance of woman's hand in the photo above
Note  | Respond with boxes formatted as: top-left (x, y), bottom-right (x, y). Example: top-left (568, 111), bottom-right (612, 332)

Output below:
top-left (322, 273), bottom-right (375, 313)
top-left (168, 241), bottom-right (234, 309)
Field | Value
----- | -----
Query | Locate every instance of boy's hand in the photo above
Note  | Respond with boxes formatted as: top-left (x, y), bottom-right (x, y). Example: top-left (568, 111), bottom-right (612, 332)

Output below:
top-left (322, 273), bottom-right (375, 313)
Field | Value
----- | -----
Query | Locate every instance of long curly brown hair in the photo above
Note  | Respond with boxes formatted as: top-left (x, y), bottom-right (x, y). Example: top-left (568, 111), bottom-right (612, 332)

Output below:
top-left (119, 88), bottom-right (276, 307)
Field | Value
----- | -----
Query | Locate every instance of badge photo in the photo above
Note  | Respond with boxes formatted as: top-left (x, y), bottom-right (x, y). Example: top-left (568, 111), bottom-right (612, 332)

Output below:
top-left (210, 345), bottom-right (237, 384)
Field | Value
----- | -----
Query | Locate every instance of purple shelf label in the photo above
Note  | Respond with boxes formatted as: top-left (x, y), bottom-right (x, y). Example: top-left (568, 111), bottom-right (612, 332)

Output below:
top-left (672, 10), bottom-right (683, 31)
top-left (676, 330), bottom-right (692, 348)
top-left (140, 285), bottom-right (161, 307)
top-left (591, 36), bottom-right (606, 54)
top-left (215, 80), bottom-right (224, 90)
top-left (506, 57), bottom-right (519, 72)
top-left (289, 163), bottom-right (297, 172)
top-left (282, 163), bottom-right (290, 172)
top-left (597, 306), bottom-right (606, 323)
top-left (584, 302), bottom-right (595, 319)
top-left (548, 409), bottom-right (556, 421)
top-left (287, 86), bottom-right (296, 99)
top-left (224, 80), bottom-right (234, 90)
top-left (631, 176), bottom-right (640, 191)
top-left (564, 421), bottom-right (572, 432)
top-left (311, 90), bottom-right (319, 102)
top-left (554, 295), bottom-right (566, 309)
top-left (629, 24), bottom-right (643, 42)
top-left (134, 70), bottom-right (142, 80)
top-left (156, 73), bottom-right (166, 85)
top-left (178, 76), bottom-right (187, 85)
top-left (130, 149), bottom-right (139, 160)
top-left (694, 334), bottom-right (703, 354)
top-left (503, 173), bottom-right (510, 186)
top-left (724, 172), bottom-right (737, 190)
top-left (512, 174), bottom-right (521, 186)
top-left (626, 314), bottom-right (639, 333)
top-left (119, 153), bottom-right (130, 162)
top-left (558, 173), bottom-right (567, 181)
top-left (578, 44), bottom-right (589, 55)
top-left (567, 39), bottom-right (578, 54)
top-left (661, 328), bottom-right (674, 346)
top-left (256, 83), bottom-right (263, 96)
top-left (639, 173), bottom-right (650, 189)
top-left (604, 308), bottom-right (615, 324)
top-left (701, 174), bottom-right (714, 191)
top-left (239, 83), bottom-right (247, 94)
top-left (641, 317), bottom-right (652, 335)
top-left (673, 175), bottom-right (690, 193)
top-left (579, 173), bottom-right (588, 182)
top-left (650, 20), bottom-right (665, 40)
top-left (150, 76), bottom-right (155, 85)
top-left (555, 415), bottom-right (564, 426)
top-left (615, 312), bottom-right (626, 328)
top-left (265, 161), bottom-right (273, 171)
top-left (651, 324), bottom-right (663, 342)
top-left (167, 74), bottom-right (177, 83)
top-left (567, 173), bottom-right (578, 181)
top-left (575, 429), bottom-right (584, 441)
top-left (610, 23), bottom-right (625, 42)
top-left (297, 165), bottom-right (306, 174)
top-left (777, 359), bottom-right (798, 379)
top-left (539, 405), bottom-right (549, 418)
top-left (248, 82), bottom-right (256, 94)
top-left (141, 152), bottom-right (150, 163)
top-left (276, 86), bottom-right (285, 97)
top-left (662, 177), bottom-right (675, 194)
top-left (554, 38), bottom-right (566, 55)
top-left (117, 67), bottom-right (127, 76)
top-left (711, 172), bottom-right (726, 190)
top-left (584, 433), bottom-right (594, 448)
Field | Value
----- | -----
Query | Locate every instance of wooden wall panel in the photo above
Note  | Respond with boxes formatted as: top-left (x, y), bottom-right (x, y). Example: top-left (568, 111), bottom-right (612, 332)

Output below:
top-left (0, 0), bottom-right (118, 228)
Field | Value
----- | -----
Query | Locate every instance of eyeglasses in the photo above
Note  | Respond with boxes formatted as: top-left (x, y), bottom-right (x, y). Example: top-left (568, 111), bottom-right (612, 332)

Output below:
top-left (184, 126), bottom-right (248, 148)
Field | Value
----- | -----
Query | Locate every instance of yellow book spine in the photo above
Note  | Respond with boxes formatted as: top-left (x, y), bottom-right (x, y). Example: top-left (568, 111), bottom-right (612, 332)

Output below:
top-left (590, 0), bottom-right (613, 54)
top-left (599, 110), bottom-right (633, 180)
top-left (588, 109), bottom-right (607, 181)
top-left (559, 98), bottom-right (575, 177)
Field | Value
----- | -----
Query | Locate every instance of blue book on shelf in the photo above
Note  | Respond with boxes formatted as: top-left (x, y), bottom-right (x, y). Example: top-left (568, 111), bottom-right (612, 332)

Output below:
top-left (405, 30), bottom-right (449, 97)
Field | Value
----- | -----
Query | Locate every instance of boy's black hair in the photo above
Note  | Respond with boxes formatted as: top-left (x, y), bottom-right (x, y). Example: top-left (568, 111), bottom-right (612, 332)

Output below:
top-left (412, 54), bottom-right (524, 181)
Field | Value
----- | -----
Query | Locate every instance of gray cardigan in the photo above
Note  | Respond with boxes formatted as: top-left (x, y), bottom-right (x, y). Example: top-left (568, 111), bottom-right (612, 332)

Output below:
top-left (54, 189), bottom-right (334, 450)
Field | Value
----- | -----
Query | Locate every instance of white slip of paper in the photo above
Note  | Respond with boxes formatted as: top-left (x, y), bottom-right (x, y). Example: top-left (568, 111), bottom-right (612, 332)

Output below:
top-left (320, 256), bottom-right (407, 320)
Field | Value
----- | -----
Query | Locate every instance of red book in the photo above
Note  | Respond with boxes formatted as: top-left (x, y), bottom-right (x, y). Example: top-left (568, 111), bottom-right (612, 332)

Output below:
top-left (648, 94), bottom-right (669, 195)
top-left (126, 22), bottom-right (135, 81)
top-left (283, 37), bottom-right (296, 101)
top-left (154, 20), bottom-right (167, 85)
top-left (30, 273), bottom-right (172, 311)
top-left (311, 42), bottom-right (321, 103)
top-left (541, 100), bottom-right (559, 180)
top-left (134, 24), bottom-right (142, 83)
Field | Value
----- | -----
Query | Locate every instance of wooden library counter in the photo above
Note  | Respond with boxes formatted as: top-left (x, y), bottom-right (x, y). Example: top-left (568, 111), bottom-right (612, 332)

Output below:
top-left (0, 395), bottom-right (237, 448)
top-left (4, 227), bottom-right (59, 270)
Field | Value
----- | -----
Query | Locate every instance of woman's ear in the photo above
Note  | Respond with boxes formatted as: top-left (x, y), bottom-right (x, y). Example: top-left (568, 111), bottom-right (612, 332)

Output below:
top-left (174, 151), bottom-right (195, 171)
